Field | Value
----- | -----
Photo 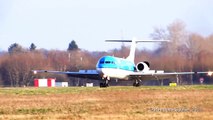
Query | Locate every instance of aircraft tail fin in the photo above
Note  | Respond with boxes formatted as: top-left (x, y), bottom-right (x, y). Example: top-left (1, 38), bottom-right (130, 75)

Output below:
top-left (106, 38), bottom-right (169, 63)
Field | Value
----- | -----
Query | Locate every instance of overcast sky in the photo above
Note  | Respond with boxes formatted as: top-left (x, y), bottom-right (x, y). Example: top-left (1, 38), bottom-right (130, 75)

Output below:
top-left (0, 0), bottom-right (213, 51)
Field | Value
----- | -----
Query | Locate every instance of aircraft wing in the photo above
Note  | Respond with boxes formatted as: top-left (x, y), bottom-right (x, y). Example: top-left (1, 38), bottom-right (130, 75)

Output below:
top-left (33, 70), bottom-right (101, 80)
top-left (129, 71), bottom-right (207, 81)
top-left (33, 70), bottom-right (212, 81)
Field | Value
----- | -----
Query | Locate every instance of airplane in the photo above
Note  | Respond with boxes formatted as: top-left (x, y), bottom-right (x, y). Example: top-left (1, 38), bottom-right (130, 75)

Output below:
top-left (33, 38), bottom-right (212, 87)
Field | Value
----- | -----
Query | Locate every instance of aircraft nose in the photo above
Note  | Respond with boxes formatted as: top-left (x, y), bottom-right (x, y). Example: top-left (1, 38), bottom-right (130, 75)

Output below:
top-left (97, 68), bottom-right (104, 75)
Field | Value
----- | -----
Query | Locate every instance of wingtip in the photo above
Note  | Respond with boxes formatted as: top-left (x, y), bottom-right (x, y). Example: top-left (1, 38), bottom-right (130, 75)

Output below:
top-left (208, 71), bottom-right (213, 76)
top-left (33, 70), bottom-right (37, 74)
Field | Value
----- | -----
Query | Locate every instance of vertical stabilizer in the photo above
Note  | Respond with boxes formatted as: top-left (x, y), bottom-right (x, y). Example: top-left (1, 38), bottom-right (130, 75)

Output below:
top-left (105, 38), bottom-right (169, 64)
top-left (126, 38), bottom-right (137, 63)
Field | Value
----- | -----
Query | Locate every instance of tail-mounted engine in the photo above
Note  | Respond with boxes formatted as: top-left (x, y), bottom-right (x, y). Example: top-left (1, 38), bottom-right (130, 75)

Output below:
top-left (136, 61), bottom-right (150, 72)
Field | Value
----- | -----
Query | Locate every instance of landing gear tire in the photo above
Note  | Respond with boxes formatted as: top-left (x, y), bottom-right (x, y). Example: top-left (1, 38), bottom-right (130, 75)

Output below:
top-left (100, 83), bottom-right (109, 87)
top-left (133, 82), bottom-right (140, 87)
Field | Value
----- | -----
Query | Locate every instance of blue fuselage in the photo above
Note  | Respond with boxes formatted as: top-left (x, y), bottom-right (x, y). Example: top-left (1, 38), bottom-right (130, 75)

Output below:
top-left (96, 56), bottom-right (135, 72)
top-left (95, 56), bottom-right (136, 79)
top-left (96, 56), bottom-right (135, 74)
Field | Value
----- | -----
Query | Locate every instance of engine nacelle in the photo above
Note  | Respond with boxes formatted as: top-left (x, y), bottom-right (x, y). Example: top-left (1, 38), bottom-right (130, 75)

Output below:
top-left (136, 61), bottom-right (150, 72)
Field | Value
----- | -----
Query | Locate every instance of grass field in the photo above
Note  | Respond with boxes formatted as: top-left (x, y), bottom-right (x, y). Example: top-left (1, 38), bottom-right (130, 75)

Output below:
top-left (0, 85), bottom-right (212, 120)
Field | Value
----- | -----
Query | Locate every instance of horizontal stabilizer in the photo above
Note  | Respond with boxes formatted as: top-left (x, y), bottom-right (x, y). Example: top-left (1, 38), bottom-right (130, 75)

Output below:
top-left (105, 40), bottom-right (169, 43)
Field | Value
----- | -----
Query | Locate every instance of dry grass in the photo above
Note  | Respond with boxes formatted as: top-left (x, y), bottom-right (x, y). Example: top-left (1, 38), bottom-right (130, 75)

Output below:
top-left (0, 86), bottom-right (212, 120)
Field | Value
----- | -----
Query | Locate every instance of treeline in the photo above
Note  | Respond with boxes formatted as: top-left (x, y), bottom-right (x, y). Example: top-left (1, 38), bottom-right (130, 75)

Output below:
top-left (0, 20), bottom-right (213, 86)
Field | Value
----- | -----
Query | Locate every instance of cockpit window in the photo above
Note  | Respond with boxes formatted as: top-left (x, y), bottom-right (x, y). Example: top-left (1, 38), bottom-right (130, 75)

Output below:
top-left (105, 61), bottom-right (111, 64)
top-left (105, 61), bottom-right (115, 64)
top-left (100, 61), bottom-right (104, 64)
top-left (99, 60), bottom-right (116, 64)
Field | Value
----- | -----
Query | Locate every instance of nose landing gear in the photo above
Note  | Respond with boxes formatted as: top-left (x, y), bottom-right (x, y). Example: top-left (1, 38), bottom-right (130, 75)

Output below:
top-left (100, 76), bottom-right (110, 87)
top-left (133, 80), bottom-right (141, 87)
top-left (100, 80), bottom-right (109, 87)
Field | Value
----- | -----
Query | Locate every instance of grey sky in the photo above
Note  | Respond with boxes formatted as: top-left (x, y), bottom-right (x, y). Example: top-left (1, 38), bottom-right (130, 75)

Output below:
top-left (0, 0), bottom-right (213, 51)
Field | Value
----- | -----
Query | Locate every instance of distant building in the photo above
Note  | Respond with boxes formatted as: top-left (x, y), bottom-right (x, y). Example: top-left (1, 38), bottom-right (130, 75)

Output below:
top-left (34, 78), bottom-right (56, 87)
top-left (86, 83), bottom-right (93, 87)
top-left (55, 82), bottom-right (68, 87)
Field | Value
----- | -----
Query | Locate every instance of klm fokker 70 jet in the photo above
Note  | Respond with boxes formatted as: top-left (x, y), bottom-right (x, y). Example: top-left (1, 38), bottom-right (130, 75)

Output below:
top-left (33, 38), bottom-right (212, 87)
